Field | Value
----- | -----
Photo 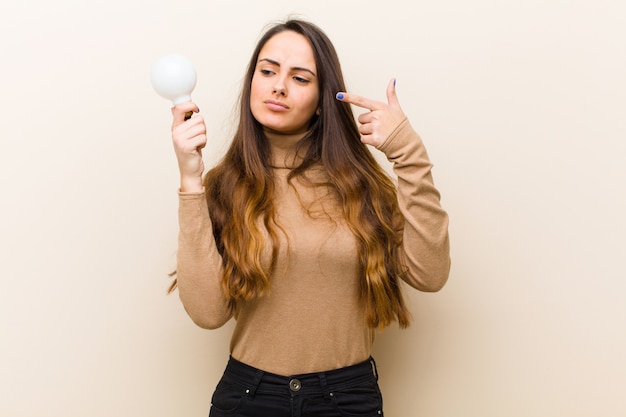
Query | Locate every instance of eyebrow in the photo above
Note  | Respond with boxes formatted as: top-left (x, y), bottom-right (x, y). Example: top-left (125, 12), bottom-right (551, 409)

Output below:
top-left (258, 58), bottom-right (317, 78)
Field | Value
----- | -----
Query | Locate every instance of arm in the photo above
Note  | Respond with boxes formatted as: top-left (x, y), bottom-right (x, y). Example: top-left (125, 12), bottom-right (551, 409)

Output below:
top-left (377, 119), bottom-right (451, 291)
top-left (336, 80), bottom-right (451, 291)
top-left (176, 190), bottom-right (232, 328)
top-left (171, 103), bottom-right (232, 328)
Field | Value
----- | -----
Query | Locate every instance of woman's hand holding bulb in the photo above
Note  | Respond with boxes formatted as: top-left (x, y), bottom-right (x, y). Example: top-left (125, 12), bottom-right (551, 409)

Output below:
top-left (171, 102), bottom-right (206, 193)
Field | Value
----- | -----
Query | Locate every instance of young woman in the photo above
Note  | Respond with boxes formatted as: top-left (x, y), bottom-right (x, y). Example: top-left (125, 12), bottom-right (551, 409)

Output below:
top-left (169, 19), bottom-right (450, 417)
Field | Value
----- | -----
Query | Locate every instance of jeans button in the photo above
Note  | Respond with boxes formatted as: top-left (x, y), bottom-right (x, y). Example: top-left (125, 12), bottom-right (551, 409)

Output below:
top-left (289, 379), bottom-right (301, 392)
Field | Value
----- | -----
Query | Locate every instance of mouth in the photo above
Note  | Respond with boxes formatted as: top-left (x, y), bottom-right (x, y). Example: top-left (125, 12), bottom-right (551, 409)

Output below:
top-left (264, 100), bottom-right (289, 111)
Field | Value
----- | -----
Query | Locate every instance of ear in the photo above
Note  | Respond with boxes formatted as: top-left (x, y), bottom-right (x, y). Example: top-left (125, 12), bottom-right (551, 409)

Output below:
top-left (316, 108), bottom-right (321, 116)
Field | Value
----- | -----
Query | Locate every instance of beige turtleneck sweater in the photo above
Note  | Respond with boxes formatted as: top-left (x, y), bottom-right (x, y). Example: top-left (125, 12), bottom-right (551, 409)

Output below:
top-left (175, 118), bottom-right (450, 375)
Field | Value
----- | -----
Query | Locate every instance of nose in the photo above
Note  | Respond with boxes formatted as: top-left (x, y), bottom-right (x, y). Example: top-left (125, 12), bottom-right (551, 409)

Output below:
top-left (273, 86), bottom-right (286, 96)
top-left (273, 76), bottom-right (287, 96)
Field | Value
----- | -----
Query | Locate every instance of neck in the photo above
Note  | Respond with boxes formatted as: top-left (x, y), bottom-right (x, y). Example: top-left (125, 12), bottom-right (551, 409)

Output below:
top-left (264, 129), bottom-right (309, 168)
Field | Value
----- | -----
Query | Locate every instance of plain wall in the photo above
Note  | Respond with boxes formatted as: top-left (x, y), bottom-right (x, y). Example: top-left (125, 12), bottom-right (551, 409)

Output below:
top-left (1, 0), bottom-right (624, 416)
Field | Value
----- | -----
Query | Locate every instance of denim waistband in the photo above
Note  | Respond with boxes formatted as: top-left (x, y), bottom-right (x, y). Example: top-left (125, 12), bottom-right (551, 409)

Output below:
top-left (221, 356), bottom-right (379, 397)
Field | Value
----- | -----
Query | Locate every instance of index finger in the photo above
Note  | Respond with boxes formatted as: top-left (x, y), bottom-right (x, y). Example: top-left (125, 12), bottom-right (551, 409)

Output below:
top-left (336, 92), bottom-right (385, 111)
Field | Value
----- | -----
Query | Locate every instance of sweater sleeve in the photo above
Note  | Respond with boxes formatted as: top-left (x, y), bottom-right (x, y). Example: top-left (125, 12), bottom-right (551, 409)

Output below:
top-left (377, 118), bottom-right (451, 291)
top-left (176, 190), bottom-right (233, 328)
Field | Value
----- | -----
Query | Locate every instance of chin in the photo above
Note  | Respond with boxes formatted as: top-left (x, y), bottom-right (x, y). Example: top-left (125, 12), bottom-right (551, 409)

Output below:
top-left (259, 121), bottom-right (302, 135)
top-left (254, 116), bottom-right (308, 136)
top-left (264, 126), bottom-right (298, 135)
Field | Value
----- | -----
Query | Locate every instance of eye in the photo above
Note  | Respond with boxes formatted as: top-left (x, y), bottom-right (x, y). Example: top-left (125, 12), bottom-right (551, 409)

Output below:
top-left (260, 69), bottom-right (275, 76)
top-left (293, 76), bottom-right (310, 84)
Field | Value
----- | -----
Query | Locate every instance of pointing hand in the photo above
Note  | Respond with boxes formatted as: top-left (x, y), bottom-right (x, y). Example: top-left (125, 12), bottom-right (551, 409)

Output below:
top-left (336, 78), bottom-right (406, 148)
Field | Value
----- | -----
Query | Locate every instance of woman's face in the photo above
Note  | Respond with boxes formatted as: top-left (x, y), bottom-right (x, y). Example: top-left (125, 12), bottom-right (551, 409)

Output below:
top-left (250, 31), bottom-right (320, 135)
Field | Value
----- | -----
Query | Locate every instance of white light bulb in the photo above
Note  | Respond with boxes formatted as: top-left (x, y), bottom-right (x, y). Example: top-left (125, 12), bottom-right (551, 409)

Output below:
top-left (150, 54), bottom-right (197, 105)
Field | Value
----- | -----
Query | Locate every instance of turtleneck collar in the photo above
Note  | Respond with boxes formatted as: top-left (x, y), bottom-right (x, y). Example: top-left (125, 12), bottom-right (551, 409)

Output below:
top-left (264, 129), bottom-right (310, 169)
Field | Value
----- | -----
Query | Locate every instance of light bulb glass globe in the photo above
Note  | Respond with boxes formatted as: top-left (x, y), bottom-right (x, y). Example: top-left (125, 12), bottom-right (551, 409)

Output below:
top-left (150, 54), bottom-right (197, 105)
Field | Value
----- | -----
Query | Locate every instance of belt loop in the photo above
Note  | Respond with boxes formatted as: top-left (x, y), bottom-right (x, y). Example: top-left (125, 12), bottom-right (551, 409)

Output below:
top-left (369, 356), bottom-right (379, 381)
top-left (318, 371), bottom-right (331, 399)
top-left (246, 369), bottom-right (264, 399)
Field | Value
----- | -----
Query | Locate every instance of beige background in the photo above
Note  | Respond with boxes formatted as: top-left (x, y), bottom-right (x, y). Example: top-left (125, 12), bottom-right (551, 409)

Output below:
top-left (1, 0), bottom-right (625, 416)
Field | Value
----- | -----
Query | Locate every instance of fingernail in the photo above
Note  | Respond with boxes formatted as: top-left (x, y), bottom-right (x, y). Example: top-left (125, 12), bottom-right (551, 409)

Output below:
top-left (394, 79), bottom-right (397, 86)
top-left (336, 93), bottom-right (344, 100)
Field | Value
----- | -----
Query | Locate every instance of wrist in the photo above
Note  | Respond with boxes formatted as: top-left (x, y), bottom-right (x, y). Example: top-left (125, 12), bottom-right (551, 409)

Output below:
top-left (180, 176), bottom-right (203, 193)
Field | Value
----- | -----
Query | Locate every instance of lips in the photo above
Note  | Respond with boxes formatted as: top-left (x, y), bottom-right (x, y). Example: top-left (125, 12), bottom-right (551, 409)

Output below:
top-left (264, 100), bottom-right (289, 111)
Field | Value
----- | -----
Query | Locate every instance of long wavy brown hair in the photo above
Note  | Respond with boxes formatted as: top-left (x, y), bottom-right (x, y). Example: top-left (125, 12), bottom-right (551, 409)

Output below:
top-left (170, 19), bottom-right (410, 329)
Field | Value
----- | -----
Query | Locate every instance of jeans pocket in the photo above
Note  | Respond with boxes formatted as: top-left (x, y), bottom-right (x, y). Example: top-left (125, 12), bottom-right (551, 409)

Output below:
top-left (209, 377), bottom-right (247, 415)
top-left (331, 380), bottom-right (383, 417)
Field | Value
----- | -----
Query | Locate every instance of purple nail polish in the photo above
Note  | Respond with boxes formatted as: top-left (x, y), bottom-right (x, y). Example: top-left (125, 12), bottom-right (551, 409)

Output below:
top-left (336, 93), bottom-right (344, 99)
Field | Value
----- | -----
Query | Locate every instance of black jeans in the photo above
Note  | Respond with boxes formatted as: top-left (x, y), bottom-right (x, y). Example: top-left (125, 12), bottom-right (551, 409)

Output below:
top-left (209, 356), bottom-right (384, 417)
